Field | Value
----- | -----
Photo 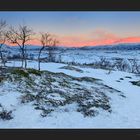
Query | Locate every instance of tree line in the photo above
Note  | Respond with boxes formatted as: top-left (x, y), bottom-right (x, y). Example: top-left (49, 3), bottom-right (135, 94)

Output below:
top-left (0, 19), bottom-right (59, 70)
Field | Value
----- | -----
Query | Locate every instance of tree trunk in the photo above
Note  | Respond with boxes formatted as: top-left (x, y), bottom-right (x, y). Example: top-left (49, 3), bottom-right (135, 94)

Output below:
top-left (0, 47), bottom-right (4, 67)
top-left (20, 48), bottom-right (24, 68)
top-left (38, 49), bottom-right (42, 71)
top-left (25, 59), bottom-right (27, 69)
top-left (38, 60), bottom-right (41, 71)
top-left (24, 48), bottom-right (27, 69)
top-left (38, 47), bottom-right (44, 71)
top-left (21, 59), bottom-right (24, 68)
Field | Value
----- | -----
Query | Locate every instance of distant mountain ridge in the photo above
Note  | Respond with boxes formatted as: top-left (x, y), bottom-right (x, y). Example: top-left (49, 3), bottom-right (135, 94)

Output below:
top-left (79, 43), bottom-right (140, 50)
top-left (4, 43), bottom-right (140, 51)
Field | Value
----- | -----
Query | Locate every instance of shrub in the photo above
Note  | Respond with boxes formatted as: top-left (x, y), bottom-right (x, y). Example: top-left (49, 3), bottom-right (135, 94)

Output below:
top-left (27, 68), bottom-right (42, 76)
top-left (20, 93), bottom-right (36, 103)
top-left (12, 69), bottom-right (29, 78)
top-left (0, 110), bottom-right (13, 120)
top-left (130, 81), bottom-right (140, 87)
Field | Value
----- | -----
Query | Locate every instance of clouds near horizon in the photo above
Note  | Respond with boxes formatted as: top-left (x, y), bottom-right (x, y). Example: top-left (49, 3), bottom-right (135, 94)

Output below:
top-left (1, 12), bottom-right (140, 47)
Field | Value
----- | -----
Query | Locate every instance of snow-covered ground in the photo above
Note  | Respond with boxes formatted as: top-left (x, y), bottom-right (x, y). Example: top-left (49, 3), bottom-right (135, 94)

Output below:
top-left (0, 61), bottom-right (140, 128)
top-left (61, 50), bottom-right (140, 64)
top-left (6, 45), bottom-right (140, 64)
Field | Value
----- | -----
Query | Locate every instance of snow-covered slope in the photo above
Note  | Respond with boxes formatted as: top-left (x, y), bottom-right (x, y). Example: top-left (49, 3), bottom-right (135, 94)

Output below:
top-left (0, 61), bottom-right (140, 128)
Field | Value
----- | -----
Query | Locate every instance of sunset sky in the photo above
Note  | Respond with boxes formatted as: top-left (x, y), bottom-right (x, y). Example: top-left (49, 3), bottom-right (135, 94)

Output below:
top-left (0, 12), bottom-right (140, 47)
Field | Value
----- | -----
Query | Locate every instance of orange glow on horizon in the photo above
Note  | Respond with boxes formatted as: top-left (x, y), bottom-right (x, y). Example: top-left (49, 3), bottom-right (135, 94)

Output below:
top-left (5, 36), bottom-right (140, 47)
top-left (58, 36), bottom-right (140, 47)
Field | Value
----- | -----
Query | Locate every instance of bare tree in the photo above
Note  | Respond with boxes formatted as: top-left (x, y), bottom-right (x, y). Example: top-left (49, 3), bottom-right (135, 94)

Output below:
top-left (0, 20), bottom-right (7, 67)
top-left (38, 33), bottom-right (59, 71)
top-left (130, 58), bottom-right (140, 74)
top-left (6, 25), bottom-right (33, 69)
top-left (38, 33), bottom-right (51, 71)
top-left (47, 38), bottom-right (59, 62)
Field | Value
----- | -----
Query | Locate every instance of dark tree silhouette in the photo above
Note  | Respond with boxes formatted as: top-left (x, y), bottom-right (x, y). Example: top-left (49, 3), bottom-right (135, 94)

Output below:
top-left (38, 33), bottom-right (59, 71)
top-left (6, 25), bottom-right (33, 69)
top-left (0, 20), bottom-right (7, 67)
top-left (47, 38), bottom-right (59, 62)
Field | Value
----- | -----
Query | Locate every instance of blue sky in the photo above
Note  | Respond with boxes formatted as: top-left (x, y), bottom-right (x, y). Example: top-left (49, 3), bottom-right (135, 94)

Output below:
top-left (0, 12), bottom-right (140, 46)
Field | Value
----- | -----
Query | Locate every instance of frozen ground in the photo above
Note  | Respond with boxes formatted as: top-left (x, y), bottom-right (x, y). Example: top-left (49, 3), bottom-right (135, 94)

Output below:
top-left (6, 45), bottom-right (140, 64)
top-left (17, 49), bottom-right (140, 64)
top-left (0, 61), bottom-right (140, 128)
top-left (60, 50), bottom-right (140, 64)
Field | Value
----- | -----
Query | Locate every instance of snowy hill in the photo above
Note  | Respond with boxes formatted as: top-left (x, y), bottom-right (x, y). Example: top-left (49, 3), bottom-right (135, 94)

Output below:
top-left (0, 62), bottom-right (140, 128)
top-left (80, 43), bottom-right (140, 50)
top-left (1, 42), bottom-right (140, 128)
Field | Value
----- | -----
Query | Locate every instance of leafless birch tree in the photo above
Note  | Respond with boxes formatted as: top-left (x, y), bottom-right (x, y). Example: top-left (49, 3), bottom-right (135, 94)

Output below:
top-left (38, 33), bottom-right (59, 70)
top-left (0, 20), bottom-right (7, 67)
top-left (6, 25), bottom-right (33, 69)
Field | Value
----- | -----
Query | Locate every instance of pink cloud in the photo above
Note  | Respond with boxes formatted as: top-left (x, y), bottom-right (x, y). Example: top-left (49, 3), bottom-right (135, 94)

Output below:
top-left (6, 29), bottom-right (140, 47)
top-left (57, 30), bottom-right (140, 47)
top-left (90, 29), bottom-right (119, 40)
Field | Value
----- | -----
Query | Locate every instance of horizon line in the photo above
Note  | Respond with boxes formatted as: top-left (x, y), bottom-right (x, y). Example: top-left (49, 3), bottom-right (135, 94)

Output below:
top-left (4, 42), bottom-right (140, 48)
